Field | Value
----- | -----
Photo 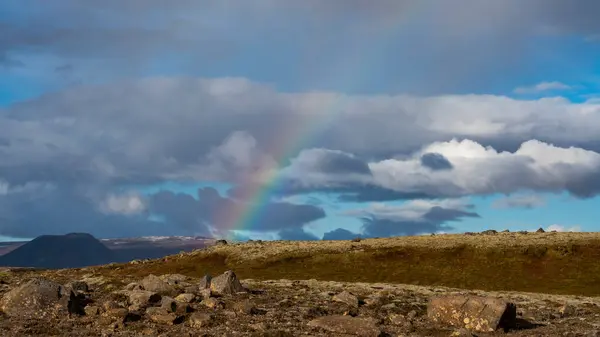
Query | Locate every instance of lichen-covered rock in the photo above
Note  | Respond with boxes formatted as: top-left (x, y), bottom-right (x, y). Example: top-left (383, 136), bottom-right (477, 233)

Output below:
top-left (139, 274), bottom-right (178, 296)
top-left (210, 270), bottom-right (245, 296)
top-left (198, 274), bottom-right (212, 289)
top-left (85, 305), bottom-right (101, 316)
top-left (175, 293), bottom-right (196, 303)
top-left (199, 288), bottom-right (212, 300)
top-left (332, 290), bottom-right (359, 308)
top-left (159, 274), bottom-right (188, 285)
top-left (145, 307), bottom-right (184, 325)
top-left (188, 312), bottom-right (214, 328)
top-left (232, 299), bottom-right (259, 315)
top-left (66, 280), bottom-right (89, 293)
top-left (0, 278), bottom-right (83, 319)
top-left (201, 297), bottom-right (223, 309)
top-left (307, 315), bottom-right (381, 336)
top-left (427, 295), bottom-right (516, 332)
top-left (115, 290), bottom-right (161, 309)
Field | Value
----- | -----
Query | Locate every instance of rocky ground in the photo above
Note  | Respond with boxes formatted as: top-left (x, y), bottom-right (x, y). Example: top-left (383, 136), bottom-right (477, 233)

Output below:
top-left (0, 268), bottom-right (599, 337)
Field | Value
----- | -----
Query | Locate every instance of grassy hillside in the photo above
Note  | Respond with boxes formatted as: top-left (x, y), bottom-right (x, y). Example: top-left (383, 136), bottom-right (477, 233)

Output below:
top-left (91, 231), bottom-right (600, 296)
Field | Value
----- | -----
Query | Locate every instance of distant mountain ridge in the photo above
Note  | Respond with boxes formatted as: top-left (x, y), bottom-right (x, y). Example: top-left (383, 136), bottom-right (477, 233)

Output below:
top-left (0, 233), bottom-right (115, 269)
top-left (0, 233), bottom-right (215, 269)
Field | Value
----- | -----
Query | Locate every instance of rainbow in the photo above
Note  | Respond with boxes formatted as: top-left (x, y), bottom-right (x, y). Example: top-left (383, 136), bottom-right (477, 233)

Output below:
top-left (212, 7), bottom-right (421, 238)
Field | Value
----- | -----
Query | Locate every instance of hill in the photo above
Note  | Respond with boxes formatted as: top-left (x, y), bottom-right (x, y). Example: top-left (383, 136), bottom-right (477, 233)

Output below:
top-left (0, 233), bottom-right (116, 269)
top-left (97, 230), bottom-right (600, 296)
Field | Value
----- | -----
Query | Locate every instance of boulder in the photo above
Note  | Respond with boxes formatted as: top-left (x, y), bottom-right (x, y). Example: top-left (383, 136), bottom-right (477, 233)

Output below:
top-left (159, 274), bottom-right (188, 285)
top-left (307, 315), bottom-right (381, 336)
top-left (145, 307), bottom-right (184, 325)
top-left (232, 299), bottom-right (259, 315)
top-left (139, 274), bottom-right (178, 296)
top-left (175, 293), bottom-right (196, 303)
top-left (427, 295), bottom-right (516, 332)
top-left (0, 278), bottom-right (83, 319)
top-left (198, 274), bottom-right (212, 289)
top-left (188, 312), bottom-right (214, 328)
top-left (66, 280), bottom-right (89, 293)
top-left (117, 290), bottom-right (161, 309)
top-left (84, 305), bottom-right (101, 316)
top-left (332, 291), bottom-right (359, 308)
top-left (210, 270), bottom-right (245, 296)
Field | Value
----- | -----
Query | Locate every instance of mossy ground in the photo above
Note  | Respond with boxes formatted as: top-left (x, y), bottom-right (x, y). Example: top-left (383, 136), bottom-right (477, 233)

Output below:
top-left (43, 232), bottom-right (600, 297)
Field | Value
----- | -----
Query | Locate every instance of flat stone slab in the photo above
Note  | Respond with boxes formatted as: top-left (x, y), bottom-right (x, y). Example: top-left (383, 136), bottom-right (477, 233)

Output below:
top-left (427, 295), bottom-right (516, 332)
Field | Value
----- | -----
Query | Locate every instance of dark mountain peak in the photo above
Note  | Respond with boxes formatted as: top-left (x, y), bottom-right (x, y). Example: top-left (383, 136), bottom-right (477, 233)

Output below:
top-left (0, 232), bottom-right (115, 269)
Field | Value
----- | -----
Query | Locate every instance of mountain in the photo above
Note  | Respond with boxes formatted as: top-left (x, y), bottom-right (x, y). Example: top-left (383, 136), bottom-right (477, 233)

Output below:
top-left (0, 234), bottom-right (215, 269)
top-left (0, 233), bottom-right (116, 269)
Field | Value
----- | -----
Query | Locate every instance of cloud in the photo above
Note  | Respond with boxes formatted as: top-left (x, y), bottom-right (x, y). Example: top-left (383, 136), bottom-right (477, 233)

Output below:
top-left (0, 185), bottom-right (168, 239)
top-left (492, 194), bottom-right (546, 209)
top-left (343, 199), bottom-right (479, 237)
top-left (99, 193), bottom-right (146, 215)
top-left (514, 81), bottom-right (572, 94)
top-left (5, 77), bottom-right (600, 192)
top-left (546, 224), bottom-right (582, 232)
top-left (148, 187), bottom-right (326, 235)
top-left (368, 139), bottom-right (600, 199)
top-left (3, 1), bottom-right (600, 96)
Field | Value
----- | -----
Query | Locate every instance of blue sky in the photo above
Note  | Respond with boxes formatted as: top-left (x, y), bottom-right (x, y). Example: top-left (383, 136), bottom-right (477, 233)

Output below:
top-left (1, 1), bottom-right (600, 241)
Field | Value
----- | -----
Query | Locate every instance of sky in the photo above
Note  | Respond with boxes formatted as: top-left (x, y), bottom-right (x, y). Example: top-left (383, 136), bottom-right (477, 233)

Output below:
top-left (1, 1), bottom-right (600, 241)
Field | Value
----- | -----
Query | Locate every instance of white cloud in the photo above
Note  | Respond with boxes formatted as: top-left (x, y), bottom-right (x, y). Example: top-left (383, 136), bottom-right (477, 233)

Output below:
top-left (342, 198), bottom-right (473, 222)
top-left (3, 78), bottom-right (600, 200)
top-left (100, 193), bottom-right (146, 215)
top-left (513, 81), bottom-right (572, 94)
top-left (368, 138), bottom-right (600, 198)
top-left (546, 224), bottom-right (582, 232)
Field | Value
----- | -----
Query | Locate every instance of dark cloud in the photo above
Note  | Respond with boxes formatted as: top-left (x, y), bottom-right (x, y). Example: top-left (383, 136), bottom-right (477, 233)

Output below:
top-left (3, 1), bottom-right (600, 95)
top-left (149, 187), bottom-right (326, 233)
top-left (0, 186), bottom-right (167, 239)
top-left (278, 227), bottom-right (320, 241)
top-left (322, 228), bottom-right (359, 240)
top-left (0, 184), bottom-right (325, 239)
top-left (296, 149), bottom-right (371, 175)
top-left (359, 205), bottom-right (480, 237)
top-left (420, 153), bottom-right (453, 170)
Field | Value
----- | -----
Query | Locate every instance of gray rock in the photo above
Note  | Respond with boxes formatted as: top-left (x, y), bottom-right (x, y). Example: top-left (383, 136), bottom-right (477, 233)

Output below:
top-left (210, 270), bottom-right (245, 296)
top-left (233, 299), bottom-right (259, 315)
top-left (198, 274), bottom-right (212, 289)
top-left (0, 278), bottom-right (83, 319)
top-left (66, 280), bottom-right (89, 293)
top-left (332, 291), bottom-right (359, 308)
top-left (123, 282), bottom-right (142, 291)
top-left (139, 274), bottom-right (178, 296)
top-left (199, 288), bottom-right (212, 300)
top-left (307, 315), bottom-right (381, 336)
top-left (201, 297), bottom-right (223, 309)
top-left (159, 274), bottom-right (189, 286)
top-left (175, 293), bottom-right (196, 303)
top-left (160, 296), bottom-right (177, 312)
top-left (84, 305), bottom-right (101, 316)
top-left (188, 312), bottom-right (214, 328)
top-left (145, 307), bottom-right (183, 325)
top-left (119, 290), bottom-right (161, 309)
